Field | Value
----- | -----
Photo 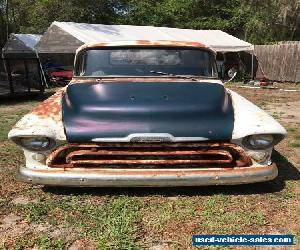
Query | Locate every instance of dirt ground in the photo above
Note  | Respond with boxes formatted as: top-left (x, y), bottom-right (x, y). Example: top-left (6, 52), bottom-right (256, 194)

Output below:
top-left (0, 84), bottom-right (299, 250)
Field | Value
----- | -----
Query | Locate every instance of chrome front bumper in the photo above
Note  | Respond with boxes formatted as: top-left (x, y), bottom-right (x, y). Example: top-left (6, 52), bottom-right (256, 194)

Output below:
top-left (18, 164), bottom-right (278, 187)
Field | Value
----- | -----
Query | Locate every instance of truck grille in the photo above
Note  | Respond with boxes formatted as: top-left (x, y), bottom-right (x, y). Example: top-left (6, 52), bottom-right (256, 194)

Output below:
top-left (47, 142), bottom-right (252, 169)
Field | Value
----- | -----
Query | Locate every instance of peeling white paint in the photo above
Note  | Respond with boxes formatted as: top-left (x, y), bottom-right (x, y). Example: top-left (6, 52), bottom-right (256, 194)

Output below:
top-left (8, 114), bottom-right (66, 141)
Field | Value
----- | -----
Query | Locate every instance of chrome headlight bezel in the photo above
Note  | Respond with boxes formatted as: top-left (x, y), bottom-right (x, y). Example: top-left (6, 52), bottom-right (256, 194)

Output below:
top-left (244, 134), bottom-right (274, 150)
top-left (242, 134), bottom-right (281, 150)
top-left (12, 136), bottom-right (56, 152)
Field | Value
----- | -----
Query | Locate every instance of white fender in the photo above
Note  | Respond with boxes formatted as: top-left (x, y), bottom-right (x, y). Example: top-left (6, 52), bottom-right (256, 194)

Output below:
top-left (8, 113), bottom-right (66, 141)
top-left (229, 89), bottom-right (287, 140)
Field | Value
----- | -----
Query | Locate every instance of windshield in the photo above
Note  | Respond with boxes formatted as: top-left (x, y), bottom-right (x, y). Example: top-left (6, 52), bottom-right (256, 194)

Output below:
top-left (75, 47), bottom-right (218, 77)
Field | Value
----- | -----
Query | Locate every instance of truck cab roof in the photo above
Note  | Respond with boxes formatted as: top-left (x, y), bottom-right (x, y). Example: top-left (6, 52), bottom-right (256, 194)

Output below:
top-left (76, 40), bottom-right (213, 54)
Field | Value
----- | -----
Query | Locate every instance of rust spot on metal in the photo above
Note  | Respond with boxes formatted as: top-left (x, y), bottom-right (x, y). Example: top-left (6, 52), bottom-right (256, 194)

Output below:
top-left (70, 77), bottom-right (207, 85)
top-left (47, 142), bottom-right (252, 169)
top-left (68, 159), bottom-right (232, 165)
top-left (135, 40), bottom-right (207, 48)
top-left (66, 149), bottom-right (232, 156)
top-left (85, 42), bottom-right (109, 48)
top-left (31, 88), bottom-right (64, 122)
top-left (77, 40), bottom-right (209, 54)
top-left (36, 164), bottom-right (273, 178)
top-left (135, 40), bottom-right (152, 45)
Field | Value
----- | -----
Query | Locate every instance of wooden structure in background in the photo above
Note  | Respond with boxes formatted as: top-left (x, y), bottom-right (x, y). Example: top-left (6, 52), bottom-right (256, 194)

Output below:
top-left (254, 42), bottom-right (300, 82)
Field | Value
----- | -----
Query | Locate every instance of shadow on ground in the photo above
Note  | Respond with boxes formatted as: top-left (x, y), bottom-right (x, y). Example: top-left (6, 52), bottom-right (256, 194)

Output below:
top-left (0, 90), bottom-right (56, 105)
top-left (43, 150), bottom-right (300, 197)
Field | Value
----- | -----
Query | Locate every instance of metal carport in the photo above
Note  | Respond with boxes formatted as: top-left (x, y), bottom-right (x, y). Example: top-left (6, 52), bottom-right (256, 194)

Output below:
top-left (1, 34), bottom-right (45, 94)
top-left (36, 21), bottom-right (254, 78)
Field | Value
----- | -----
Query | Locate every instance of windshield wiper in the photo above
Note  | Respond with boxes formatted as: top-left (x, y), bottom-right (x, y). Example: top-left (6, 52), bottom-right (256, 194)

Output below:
top-left (149, 70), bottom-right (200, 82)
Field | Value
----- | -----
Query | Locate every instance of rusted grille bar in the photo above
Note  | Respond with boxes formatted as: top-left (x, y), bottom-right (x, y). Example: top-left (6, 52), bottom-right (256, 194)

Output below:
top-left (47, 142), bottom-right (252, 169)
top-left (66, 149), bottom-right (232, 156)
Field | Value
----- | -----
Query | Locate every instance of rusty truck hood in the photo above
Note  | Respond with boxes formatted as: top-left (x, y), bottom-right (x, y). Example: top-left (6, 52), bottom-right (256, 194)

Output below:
top-left (62, 81), bottom-right (234, 142)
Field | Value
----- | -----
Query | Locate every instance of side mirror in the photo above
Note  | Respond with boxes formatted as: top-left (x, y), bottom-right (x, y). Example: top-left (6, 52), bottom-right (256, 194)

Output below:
top-left (228, 67), bottom-right (238, 78)
top-left (224, 68), bottom-right (238, 84)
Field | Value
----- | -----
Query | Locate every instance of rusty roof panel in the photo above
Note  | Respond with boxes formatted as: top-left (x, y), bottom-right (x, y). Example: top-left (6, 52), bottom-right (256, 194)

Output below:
top-left (76, 40), bottom-right (210, 54)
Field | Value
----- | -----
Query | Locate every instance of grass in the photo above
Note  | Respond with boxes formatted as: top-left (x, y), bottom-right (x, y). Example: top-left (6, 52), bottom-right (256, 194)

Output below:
top-left (12, 234), bottom-right (64, 250)
top-left (286, 127), bottom-right (300, 148)
top-left (36, 235), bottom-right (64, 250)
top-left (290, 134), bottom-right (300, 148)
top-left (197, 195), bottom-right (268, 233)
top-left (0, 109), bottom-right (30, 140)
top-left (142, 198), bottom-right (197, 232)
top-left (15, 196), bottom-right (142, 249)
top-left (0, 87), bottom-right (299, 249)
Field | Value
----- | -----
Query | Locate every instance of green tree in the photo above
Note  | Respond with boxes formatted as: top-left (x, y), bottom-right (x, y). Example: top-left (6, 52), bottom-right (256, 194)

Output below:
top-left (1, 0), bottom-right (299, 48)
top-left (0, 0), bottom-right (8, 47)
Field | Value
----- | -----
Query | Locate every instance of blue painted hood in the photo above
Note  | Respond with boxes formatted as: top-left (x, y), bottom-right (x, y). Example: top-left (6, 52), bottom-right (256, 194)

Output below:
top-left (62, 81), bottom-right (234, 142)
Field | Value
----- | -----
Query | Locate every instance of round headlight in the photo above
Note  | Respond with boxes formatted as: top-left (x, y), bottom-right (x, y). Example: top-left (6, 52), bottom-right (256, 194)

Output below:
top-left (244, 134), bottom-right (274, 150)
top-left (18, 137), bottom-right (51, 151)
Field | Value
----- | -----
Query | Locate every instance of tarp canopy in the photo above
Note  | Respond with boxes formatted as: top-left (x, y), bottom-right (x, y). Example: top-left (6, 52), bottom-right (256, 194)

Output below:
top-left (1, 34), bottom-right (44, 94)
top-left (36, 21), bottom-right (254, 53)
top-left (2, 34), bottom-right (42, 57)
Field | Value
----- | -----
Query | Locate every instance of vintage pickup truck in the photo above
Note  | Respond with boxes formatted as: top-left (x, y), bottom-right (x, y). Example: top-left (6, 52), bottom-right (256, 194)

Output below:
top-left (8, 40), bottom-right (287, 186)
